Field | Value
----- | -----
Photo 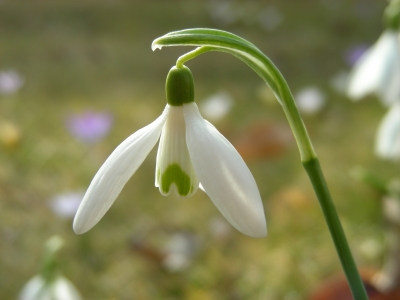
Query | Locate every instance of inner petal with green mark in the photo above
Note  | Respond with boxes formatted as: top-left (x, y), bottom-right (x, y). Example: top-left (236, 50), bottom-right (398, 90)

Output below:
top-left (159, 163), bottom-right (193, 196)
top-left (155, 105), bottom-right (199, 198)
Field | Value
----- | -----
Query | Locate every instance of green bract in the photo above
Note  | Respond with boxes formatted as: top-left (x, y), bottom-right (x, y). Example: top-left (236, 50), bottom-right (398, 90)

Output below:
top-left (385, 0), bottom-right (400, 30)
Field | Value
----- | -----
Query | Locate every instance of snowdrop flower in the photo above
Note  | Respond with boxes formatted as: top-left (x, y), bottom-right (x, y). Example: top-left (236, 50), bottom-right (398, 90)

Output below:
top-left (19, 275), bottom-right (82, 300)
top-left (347, 30), bottom-right (400, 106)
top-left (73, 66), bottom-right (266, 238)
top-left (375, 102), bottom-right (400, 160)
top-left (19, 236), bottom-right (82, 300)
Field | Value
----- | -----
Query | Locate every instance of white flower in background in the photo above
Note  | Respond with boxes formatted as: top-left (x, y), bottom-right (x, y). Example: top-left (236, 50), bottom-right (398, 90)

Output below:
top-left (162, 232), bottom-right (200, 272)
top-left (375, 102), bottom-right (400, 160)
top-left (49, 192), bottom-right (83, 219)
top-left (73, 66), bottom-right (266, 238)
top-left (19, 236), bottom-right (82, 300)
top-left (295, 86), bottom-right (326, 114)
top-left (347, 31), bottom-right (400, 106)
top-left (19, 275), bottom-right (82, 300)
top-left (0, 70), bottom-right (24, 95)
top-left (199, 90), bottom-right (233, 121)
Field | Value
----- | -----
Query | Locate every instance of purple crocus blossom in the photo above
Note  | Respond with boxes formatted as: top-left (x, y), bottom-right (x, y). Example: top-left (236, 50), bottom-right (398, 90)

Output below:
top-left (345, 45), bottom-right (369, 66)
top-left (66, 111), bottom-right (113, 143)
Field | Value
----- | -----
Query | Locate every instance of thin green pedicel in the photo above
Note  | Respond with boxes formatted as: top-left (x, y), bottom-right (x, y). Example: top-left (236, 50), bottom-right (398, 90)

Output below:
top-left (160, 163), bottom-right (192, 196)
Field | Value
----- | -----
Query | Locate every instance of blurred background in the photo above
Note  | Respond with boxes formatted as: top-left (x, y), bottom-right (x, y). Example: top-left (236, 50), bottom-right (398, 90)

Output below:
top-left (1, 0), bottom-right (398, 299)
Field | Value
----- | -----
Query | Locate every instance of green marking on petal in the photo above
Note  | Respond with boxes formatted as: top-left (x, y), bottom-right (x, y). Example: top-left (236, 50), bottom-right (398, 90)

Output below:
top-left (160, 163), bottom-right (192, 196)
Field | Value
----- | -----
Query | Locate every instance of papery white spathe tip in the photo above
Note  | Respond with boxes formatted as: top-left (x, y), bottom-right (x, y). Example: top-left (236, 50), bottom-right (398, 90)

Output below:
top-left (375, 102), bottom-right (400, 160)
top-left (183, 102), bottom-right (267, 238)
top-left (347, 31), bottom-right (400, 106)
top-left (151, 42), bottom-right (163, 51)
top-left (73, 106), bottom-right (169, 234)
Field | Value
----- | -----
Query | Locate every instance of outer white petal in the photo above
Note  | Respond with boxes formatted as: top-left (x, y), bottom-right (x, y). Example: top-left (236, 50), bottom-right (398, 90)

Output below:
top-left (183, 103), bottom-right (267, 238)
top-left (376, 32), bottom-right (400, 106)
top-left (376, 102), bottom-right (400, 160)
top-left (19, 276), bottom-right (47, 300)
top-left (73, 106), bottom-right (169, 234)
top-left (347, 31), bottom-right (400, 105)
top-left (53, 276), bottom-right (82, 300)
top-left (19, 276), bottom-right (82, 300)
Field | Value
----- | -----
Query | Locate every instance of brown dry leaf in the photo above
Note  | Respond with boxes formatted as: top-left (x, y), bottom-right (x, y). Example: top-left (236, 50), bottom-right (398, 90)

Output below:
top-left (233, 122), bottom-right (292, 161)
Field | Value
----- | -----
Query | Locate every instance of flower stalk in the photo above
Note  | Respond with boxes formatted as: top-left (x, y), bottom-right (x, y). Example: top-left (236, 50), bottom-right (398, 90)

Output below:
top-left (153, 28), bottom-right (369, 300)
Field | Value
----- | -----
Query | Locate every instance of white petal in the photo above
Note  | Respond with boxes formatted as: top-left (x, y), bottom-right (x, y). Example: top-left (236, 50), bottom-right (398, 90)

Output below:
top-left (156, 106), bottom-right (199, 198)
top-left (19, 276), bottom-right (46, 300)
top-left (347, 31), bottom-right (400, 106)
top-left (53, 276), bottom-right (82, 300)
top-left (19, 276), bottom-right (82, 300)
top-left (376, 102), bottom-right (400, 160)
top-left (376, 33), bottom-right (400, 106)
top-left (183, 103), bottom-right (267, 238)
top-left (73, 106), bottom-right (169, 234)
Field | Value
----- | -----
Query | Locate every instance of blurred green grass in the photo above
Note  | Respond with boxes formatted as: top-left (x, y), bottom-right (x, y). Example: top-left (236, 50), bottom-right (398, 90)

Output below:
top-left (0, 0), bottom-right (395, 299)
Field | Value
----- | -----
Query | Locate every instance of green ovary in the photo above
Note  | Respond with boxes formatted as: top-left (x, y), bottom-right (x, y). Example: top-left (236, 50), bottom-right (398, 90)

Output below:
top-left (160, 163), bottom-right (192, 196)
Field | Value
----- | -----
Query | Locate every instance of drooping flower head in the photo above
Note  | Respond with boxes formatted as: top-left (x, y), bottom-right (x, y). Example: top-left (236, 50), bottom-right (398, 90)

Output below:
top-left (19, 236), bottom-right (82, 300)
top-left (347, 30), bottom-right (400, 107)
top-left (73, 65), bottom-right (267, 238)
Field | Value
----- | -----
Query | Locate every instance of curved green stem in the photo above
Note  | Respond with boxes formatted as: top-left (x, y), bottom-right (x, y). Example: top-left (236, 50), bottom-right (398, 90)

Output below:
top-left (153, 29), bottom-right (316, 162)
top-left (153, 28), bottom-right (369, 300)
top-left (303, 159), bottom-right (368, 299)
top-left (176, 46), bottom-right (212, 68)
